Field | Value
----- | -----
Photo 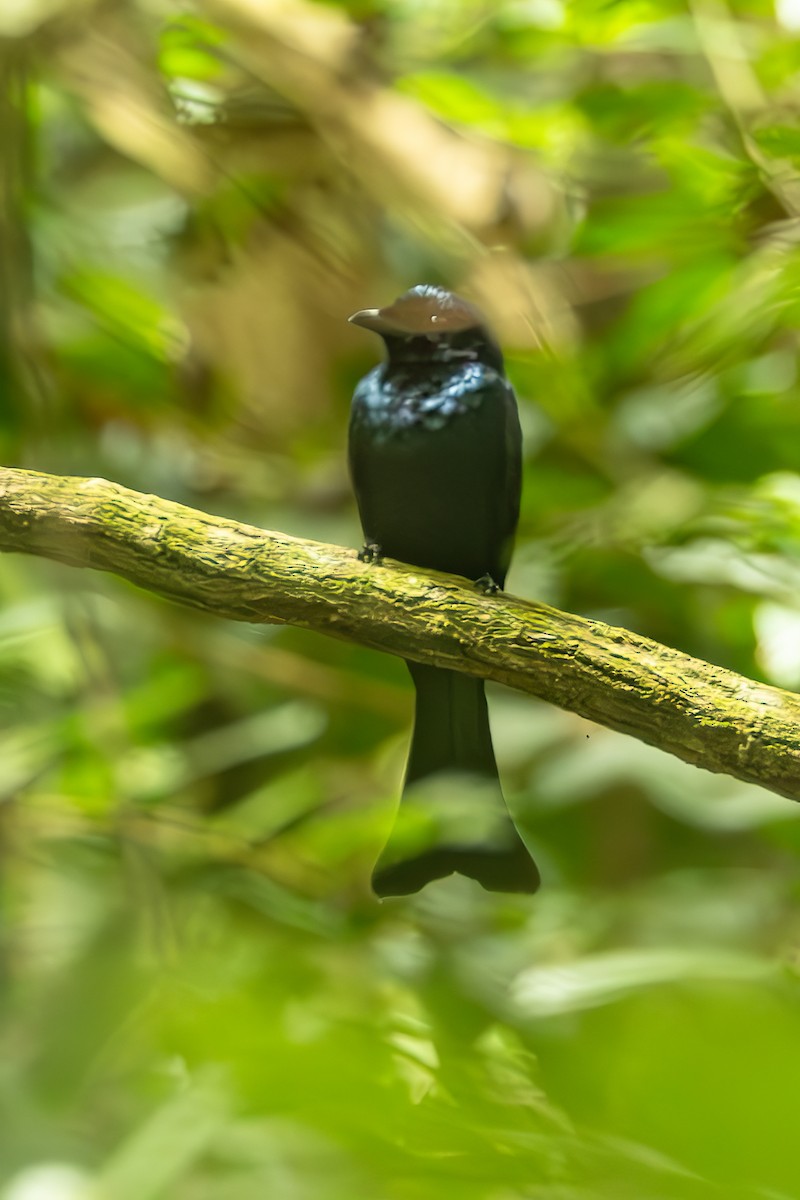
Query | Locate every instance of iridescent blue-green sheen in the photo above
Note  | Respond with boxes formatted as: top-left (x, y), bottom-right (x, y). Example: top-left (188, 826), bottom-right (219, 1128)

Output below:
top-left (348, 295), bottom-right (539, 897)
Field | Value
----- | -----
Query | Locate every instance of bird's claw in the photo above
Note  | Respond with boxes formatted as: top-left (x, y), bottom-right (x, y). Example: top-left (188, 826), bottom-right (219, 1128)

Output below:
top-left (358, 541), bottom-right (384, 564)
top-left (475, 573), bottom-right (501, 595)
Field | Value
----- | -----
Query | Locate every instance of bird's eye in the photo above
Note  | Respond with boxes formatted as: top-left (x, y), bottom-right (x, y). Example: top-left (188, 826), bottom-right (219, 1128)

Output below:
top-left (430, 315), bottom-right (439, 323)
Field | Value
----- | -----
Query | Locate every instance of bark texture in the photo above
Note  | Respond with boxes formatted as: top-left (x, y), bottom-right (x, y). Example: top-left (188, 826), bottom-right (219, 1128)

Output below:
top-left (0, 465), bottom-right (798, 800)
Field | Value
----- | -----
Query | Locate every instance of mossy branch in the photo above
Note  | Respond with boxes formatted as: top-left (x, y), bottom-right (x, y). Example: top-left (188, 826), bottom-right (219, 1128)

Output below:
top-left (0, 465), bottom-right (798, 800)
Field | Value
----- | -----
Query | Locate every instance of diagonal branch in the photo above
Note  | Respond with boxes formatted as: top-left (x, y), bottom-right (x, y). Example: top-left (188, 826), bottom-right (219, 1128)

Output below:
top-left (0, 464), bottom-right (798, 800)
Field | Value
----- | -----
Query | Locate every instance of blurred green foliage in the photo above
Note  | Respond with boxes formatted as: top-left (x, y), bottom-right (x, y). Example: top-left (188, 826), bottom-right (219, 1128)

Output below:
top-left (2, 0), bottom-right (800, 1196)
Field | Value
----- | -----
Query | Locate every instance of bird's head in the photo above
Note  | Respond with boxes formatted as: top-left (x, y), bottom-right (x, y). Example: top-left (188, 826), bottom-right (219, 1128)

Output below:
top-left (349, 285), bottom-right (504, 374)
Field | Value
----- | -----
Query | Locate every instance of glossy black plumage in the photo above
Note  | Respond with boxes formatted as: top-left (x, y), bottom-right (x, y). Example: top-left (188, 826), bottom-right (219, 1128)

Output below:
top-left (348, 285), bottom-right (540, 897)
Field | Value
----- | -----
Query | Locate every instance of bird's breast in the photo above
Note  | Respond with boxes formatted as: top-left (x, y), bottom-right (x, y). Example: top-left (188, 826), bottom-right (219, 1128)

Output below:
top-left (353, 362), bottom-right (497, 436)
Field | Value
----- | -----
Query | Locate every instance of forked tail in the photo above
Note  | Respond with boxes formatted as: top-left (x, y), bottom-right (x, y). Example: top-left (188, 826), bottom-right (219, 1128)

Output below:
top-left (372, 663), bottom-right (540, 897)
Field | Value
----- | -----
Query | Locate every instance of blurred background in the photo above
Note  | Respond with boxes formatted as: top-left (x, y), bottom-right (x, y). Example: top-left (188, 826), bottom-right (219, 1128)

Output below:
top-left (2, 0), bottom-right (800, 1196)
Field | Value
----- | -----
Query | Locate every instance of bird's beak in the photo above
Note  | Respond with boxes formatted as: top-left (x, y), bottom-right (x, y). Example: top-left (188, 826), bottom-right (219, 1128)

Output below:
top-left (348, 308), bottom-right (389, 333)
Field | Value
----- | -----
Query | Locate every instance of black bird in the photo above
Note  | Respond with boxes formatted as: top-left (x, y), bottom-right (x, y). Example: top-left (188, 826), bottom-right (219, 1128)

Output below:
top-left (348, 284), bottom-right (540, 898)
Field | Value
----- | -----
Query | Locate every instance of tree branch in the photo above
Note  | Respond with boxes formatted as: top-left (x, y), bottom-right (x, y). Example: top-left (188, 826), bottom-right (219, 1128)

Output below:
top-left (1, 465), bottom-right (798, 800)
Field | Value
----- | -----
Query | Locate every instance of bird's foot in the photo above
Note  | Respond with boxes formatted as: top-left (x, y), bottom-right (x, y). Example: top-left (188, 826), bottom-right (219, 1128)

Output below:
top-left (475, 573), bottom-right (501, 595)
top-left (358, 541), bottom-right (384, 564)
